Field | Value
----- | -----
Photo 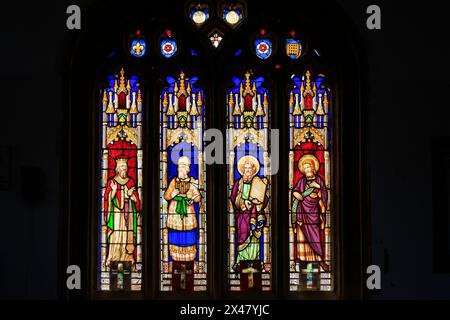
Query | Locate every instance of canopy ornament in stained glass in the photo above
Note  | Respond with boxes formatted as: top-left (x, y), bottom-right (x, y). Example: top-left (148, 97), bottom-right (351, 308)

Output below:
top-left (209, 31), bottom-right (224, 49)
top-left (285, 31), bottom-right (302, 60)
top-left (160, 30), bottom-right (178, 58)
top-left (189, 3), bottom-right (209, 26)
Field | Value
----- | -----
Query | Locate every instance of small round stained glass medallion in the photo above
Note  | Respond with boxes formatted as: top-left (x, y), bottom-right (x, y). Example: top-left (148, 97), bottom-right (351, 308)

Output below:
top-left (130, 39), bottom-right (146, 58)
top-left (225, 10), bottom-right (240, 25)
top-left (161, 39), bottom-right (177, 58)
top-left (192, 10), bottom-right (207, 25)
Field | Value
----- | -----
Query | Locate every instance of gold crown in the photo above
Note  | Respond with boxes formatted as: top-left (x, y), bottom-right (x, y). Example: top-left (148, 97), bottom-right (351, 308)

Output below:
top-left (116, 157), bottom-right (128, 165)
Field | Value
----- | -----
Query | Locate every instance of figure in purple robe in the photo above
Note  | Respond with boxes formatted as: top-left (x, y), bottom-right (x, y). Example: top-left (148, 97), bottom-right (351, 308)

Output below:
top-left (292, 154), bottom-right (329, 272)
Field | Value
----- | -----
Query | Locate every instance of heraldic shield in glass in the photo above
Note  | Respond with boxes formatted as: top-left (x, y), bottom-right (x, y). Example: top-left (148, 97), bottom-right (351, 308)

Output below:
top-left (160, 71), bottom-right (207, 292)
top-left (226, 71), bottom-right (272, 292)
top-left (99, 68), bottom-right (144, 291)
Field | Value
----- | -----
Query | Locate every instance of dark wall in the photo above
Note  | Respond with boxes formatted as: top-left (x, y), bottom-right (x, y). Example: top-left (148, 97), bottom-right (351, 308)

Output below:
top-left (339, 1), bottom-right (450, 299)
top-left (0, 0), bottom-right (449, 299)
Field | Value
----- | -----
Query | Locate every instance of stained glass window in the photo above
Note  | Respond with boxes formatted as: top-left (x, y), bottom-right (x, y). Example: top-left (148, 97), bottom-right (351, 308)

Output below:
top-left (160, 71), bottom-right (207, 291)
top-left (227, 71), bottom-right (272, 291)
top-left (99, 68), bottom-right (143, 291)
top-left (71, 0), bottom-right (359, 301)
top-left (288, 70), bottom-right (332, 291)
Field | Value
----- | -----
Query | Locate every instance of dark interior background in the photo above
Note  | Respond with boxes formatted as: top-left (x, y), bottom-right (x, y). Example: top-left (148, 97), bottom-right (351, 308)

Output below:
top-left (0, 0), bottom-right (449, 299)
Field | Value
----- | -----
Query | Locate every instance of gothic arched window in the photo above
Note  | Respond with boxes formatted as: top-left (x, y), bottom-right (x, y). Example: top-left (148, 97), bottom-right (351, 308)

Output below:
top-left (63, 0), bottom-right (367, 299)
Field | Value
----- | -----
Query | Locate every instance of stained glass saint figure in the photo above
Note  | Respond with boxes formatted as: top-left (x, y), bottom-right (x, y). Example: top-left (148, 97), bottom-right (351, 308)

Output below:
top-left (230, 156), bottom-right (269, 271)
top-left (164, 156), bottom-right (202, 262)
top-left (292, 154), bottom-right (329, 272)
top-left (104, 157), bottom-right (141, 269)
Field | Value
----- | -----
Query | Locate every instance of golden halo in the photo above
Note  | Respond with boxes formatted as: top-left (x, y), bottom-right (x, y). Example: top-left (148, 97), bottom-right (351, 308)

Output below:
top-left (298, 154), bottom-right (320, 174)
top-left (237, 155), bottom-right (260, 177)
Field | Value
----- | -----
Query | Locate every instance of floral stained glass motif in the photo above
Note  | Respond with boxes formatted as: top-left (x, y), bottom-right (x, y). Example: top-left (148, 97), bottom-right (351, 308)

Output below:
top-left (160, 30), bottom-right (178, 58)
top-left (160, 71), bottom-right (207, 291)
top-left (226, 71), bottom-right (272, 292)
top-left (255, 39), bottom-right (272, 60)
top-left (130, 39), bottom-right (146, 58)
top-left (209, 32), bottom-right (223, 49)
top-left (99, 68), bottom-right (144, 291)
top-left (161, 39), bottom-right (177, 58)
top-left (288, 70), bottom-right (333, 292)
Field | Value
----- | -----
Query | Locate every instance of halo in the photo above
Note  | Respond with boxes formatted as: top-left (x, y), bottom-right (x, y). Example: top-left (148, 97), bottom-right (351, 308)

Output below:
top-left (237, 155), bottom-right (260, 176)
top-left (298, 154), bottom-right (320, 174)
